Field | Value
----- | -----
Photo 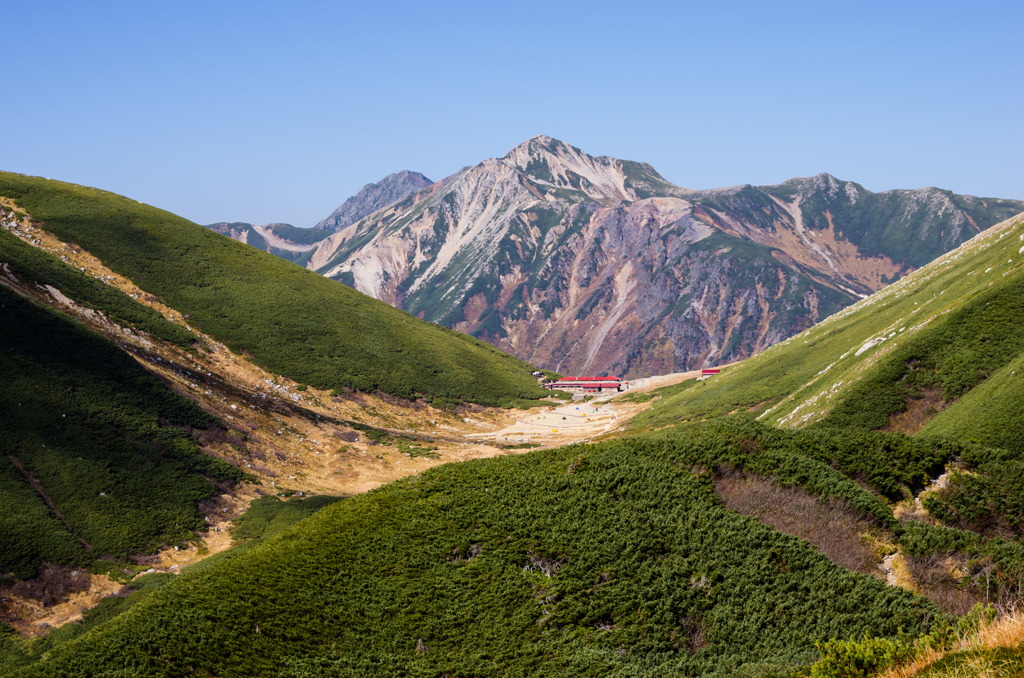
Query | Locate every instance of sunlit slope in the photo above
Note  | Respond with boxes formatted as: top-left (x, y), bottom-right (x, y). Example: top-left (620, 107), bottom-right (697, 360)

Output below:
top-left (628, 210), bottom-right (1024, 435)
top-left (0, 172), bottom-right (550, 407)
top-left (14, 438), bottom-right (934, 678)
top-left (918, 348), bottom-right (1024, 452)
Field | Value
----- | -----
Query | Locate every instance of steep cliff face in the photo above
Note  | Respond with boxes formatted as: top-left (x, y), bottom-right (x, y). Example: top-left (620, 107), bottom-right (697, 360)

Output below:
top-left (305, 137), bottom-right (1022, 377)
top-left (313, 170), bottom-right (433, 232)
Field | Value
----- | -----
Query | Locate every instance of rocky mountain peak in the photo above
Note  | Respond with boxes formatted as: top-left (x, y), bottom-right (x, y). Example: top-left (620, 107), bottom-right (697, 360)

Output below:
top-left (767, 173), bottom-right (868, 207)
top-left (500, 135), bottom-right (640, 204)
top-left (314, 170), bottom-right (433, 232)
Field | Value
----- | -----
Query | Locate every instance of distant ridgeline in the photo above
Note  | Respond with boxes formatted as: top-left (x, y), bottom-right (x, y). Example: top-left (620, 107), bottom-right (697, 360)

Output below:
top-left (207, 136), bottom-right (1024, 378)
top-left (0, 171), bottom-right (550, 409)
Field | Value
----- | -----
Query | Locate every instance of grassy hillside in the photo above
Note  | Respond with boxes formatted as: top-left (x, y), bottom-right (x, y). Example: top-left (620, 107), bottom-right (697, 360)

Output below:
top-left (0, 172), bottom-right (551, 407)
top-left (8, 434), bottom-right (939, 678)
top-left (628, 210), bottom-right (1024, 434)
top-left (1, 495), bottom-right (342, 673)
top-left (0, 224), bottom-right (196, 348)
top-left (0, 285), bottom-right (246, 579)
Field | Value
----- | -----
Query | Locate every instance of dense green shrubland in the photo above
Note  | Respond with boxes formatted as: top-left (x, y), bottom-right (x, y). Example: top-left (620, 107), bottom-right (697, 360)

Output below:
top-left (0, 225), bottom-right (196, 348)
top-left (801, 604), bottom-right (1009, 678)
top-left (899, 522), bottom-right (1024, 601)
top-left (0, 286), bottom-right (246, 578)
top-left (230, 494), bottom-right (343, 544)
top-left (0, 172), bottom-right (550, 407)
top-left (920, 441), bottom-right (1024, 538)
top-left (0, 497), bottom-right (344, 673)
top-left (11, 435), bottom-right (939, 677)
top-left (0, 455), bottom-right (87, 578)
top-left (923, 467), bottom-right (1024, 538)
top-left (641, 421), bottom-right (898, 529)
top-left (0, 572), bottom-right (176, 673)
top-left (645, 418), bottom-right (980, 510)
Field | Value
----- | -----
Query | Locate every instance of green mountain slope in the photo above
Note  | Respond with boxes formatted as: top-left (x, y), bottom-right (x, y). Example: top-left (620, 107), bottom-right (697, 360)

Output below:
top-left (620, 209), bottom-right (1024, 659)
top-left (0, 172), bottom-right (550, 407)
top-left (0, 225), bottom-right (196, 349)
top-left (9, 436), bottom-right (937, 678)
top-left (0, 284), bottom-right (246, 580)
top-left (628, 210), bottom-right (1024, 434)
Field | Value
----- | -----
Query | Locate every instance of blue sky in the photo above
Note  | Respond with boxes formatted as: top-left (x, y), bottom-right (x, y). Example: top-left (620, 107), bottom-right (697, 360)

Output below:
top-left (4, 0), bottom-right (1022, 226)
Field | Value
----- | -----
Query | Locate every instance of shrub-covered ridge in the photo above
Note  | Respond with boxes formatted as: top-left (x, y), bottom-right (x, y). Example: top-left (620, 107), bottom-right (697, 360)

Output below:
top-left (0, 285), bottom-right (246, 579)
top-left (0, 171), bottom-right (550, 407)
top-left (11, 435), bottom-right (940, 677)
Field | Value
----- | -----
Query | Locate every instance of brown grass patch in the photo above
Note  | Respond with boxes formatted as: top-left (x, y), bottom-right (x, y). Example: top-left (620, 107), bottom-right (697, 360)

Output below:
top-left (883, 387), bottom-right (947, 435)
top-left (904, 552), bottom-right (985, 616)
top-left (1, 565), bottom-right (90, 612)
top-left (714, 468), bottom-right (883, 575)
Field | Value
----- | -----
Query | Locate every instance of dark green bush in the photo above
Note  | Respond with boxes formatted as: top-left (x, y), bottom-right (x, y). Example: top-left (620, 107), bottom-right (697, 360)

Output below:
top-left (14, 436), bottom-right (937, 677)
top-left (0, 226), bottom-right (196, 347)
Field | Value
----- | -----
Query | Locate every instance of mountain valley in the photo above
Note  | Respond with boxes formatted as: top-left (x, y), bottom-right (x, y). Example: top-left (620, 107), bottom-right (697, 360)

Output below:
top-left (2, 163), bottom-right (1024, 677)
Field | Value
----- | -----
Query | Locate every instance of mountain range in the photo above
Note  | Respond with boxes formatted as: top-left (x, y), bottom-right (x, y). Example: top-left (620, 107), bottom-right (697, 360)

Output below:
top-left (208, 136), bottom-right (1023, 377)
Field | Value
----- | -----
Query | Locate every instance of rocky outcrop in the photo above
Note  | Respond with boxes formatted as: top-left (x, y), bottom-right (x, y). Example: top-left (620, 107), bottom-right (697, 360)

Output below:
top-left (313, 170), bottom-right (433, 232)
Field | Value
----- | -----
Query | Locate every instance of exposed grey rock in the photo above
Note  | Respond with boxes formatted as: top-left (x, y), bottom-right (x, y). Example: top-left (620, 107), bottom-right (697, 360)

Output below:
top-left (301, 136), bottom-right (1023, 378)
top-left (313, 170), bottom-right (433, 232)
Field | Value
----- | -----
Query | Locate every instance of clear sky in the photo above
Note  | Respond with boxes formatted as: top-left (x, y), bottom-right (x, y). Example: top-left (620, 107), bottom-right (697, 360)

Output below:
top-left (4, 0), bottom-right (1022, 227)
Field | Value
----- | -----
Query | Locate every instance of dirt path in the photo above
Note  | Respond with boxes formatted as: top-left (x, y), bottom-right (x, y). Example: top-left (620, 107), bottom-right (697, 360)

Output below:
top-left (465, 367), bottom-right (718, 447)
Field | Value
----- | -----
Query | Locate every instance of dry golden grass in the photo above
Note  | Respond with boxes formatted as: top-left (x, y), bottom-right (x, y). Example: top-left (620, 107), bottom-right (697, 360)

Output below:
top-left (879, 611), bottom-right (1024, 678)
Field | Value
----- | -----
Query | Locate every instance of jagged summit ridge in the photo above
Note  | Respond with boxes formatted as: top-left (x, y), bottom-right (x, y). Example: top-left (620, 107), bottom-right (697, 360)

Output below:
top-left (502, 135), bottom-right (683, 204)
top-left (314, 170), bottom-right (433, 232)
top-left (202, 137), bottom-right (1023, 378)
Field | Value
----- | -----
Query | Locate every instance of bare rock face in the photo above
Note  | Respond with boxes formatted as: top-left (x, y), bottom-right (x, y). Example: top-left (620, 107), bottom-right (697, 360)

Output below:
top-left (299, 137), bottom-right (1023, 377)
top-left (313, 171), bottom-right (433, 232)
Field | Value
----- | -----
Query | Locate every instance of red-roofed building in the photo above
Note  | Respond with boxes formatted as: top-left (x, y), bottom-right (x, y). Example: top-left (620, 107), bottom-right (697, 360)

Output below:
top-left (544, 376), bottom-right (624, 394)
